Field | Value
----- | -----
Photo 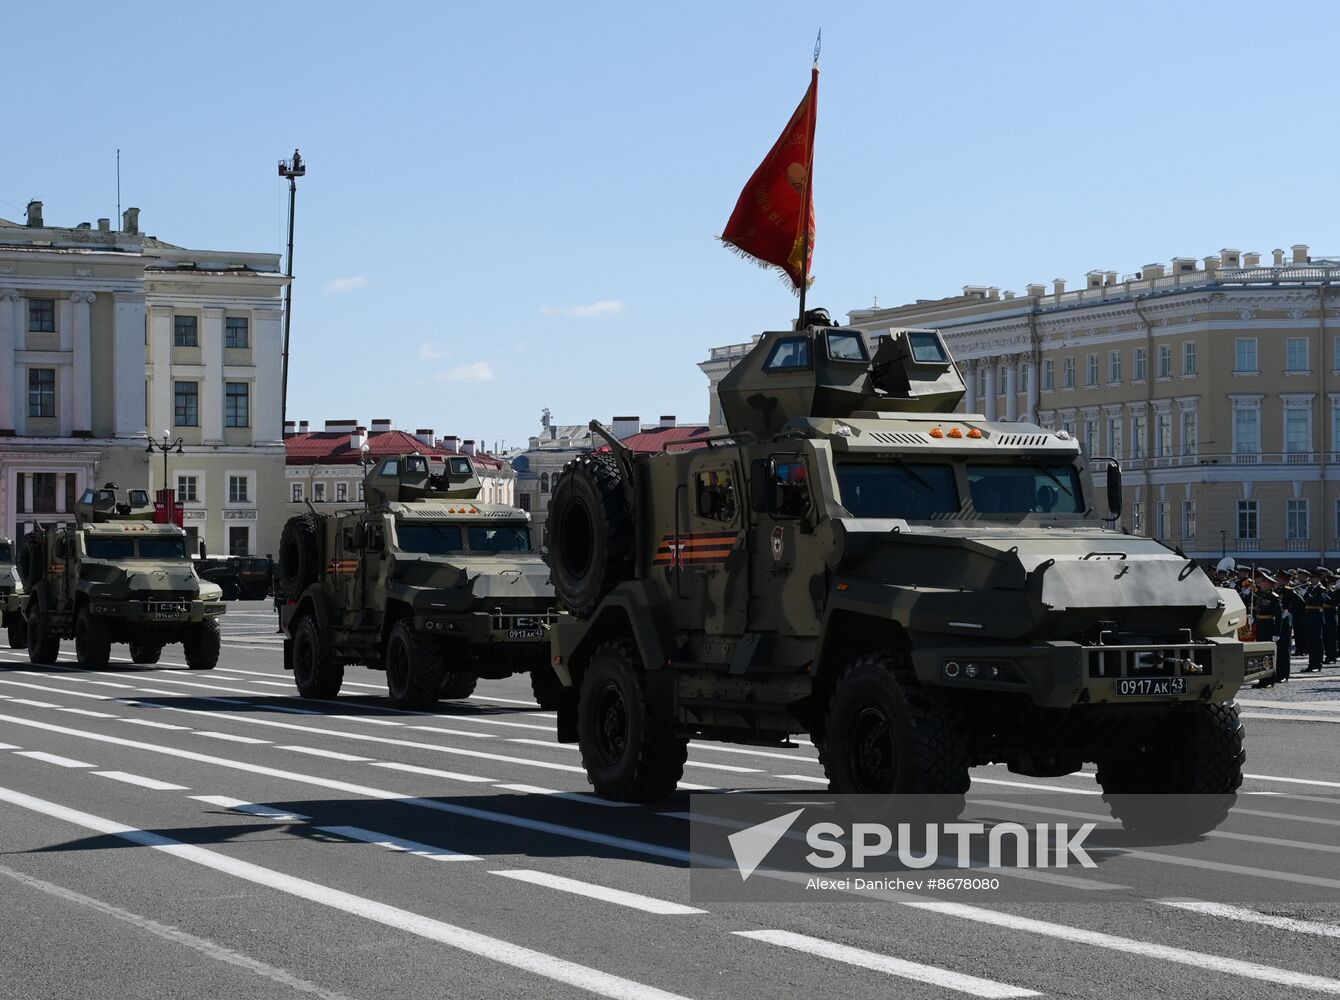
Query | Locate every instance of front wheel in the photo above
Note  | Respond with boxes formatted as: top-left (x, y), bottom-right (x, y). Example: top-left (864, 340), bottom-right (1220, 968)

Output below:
top-left (27, 612), bottom-right (59, 665)
top-left (75, 609), bottom-right (112, 670)
top-left (7, 616), bottom-right (27, 650)
top-left (530, 661), bottom-right (564, 710)
top-left (577, 640), bottom-right (686, 802)
top-left (129, 641), bottom-right (163, 665)
top-left (385, 621), bottom-right (447, 709)
top-left (292, 615), bottom-right (343, 698)
top-left (183, 618), bottom-right (221, 671)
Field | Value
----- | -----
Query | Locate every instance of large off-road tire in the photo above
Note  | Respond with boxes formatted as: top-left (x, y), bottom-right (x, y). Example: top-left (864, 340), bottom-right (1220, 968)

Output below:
top-left (292, 615), bottom-right (343, 698)
top-left (128, 640), bottom-right (163, 665)
top-left (577, 640), bottom-right (686, 802)
top-left (1097, 702), bottom-right (1244, 837)
top-left (822, 652), bottom-right (971, 797)
top-left (549, 454), bottom-right (634, 619)
top-left (183, 617), bottom-right (221, 670)
top-left (7, 616), bottom-right (27, 650)
top-left (17, 535), bottom-right (44, 589)
top-left (278, 513), bottom-right (322, 596)
top-left (74, 609), bottom-right (112, 670)
top-left (530, 662), bottom-right (564, 710)
top-left (26, 612), bottom-right (59, 665)
top-left (440, 670), bottom-right (478, 701)
top-left (385, 621), bottom-right (448, 709)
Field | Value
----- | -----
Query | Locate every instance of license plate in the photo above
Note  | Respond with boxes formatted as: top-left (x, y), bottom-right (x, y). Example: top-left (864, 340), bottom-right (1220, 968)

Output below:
top-left (1115, 677), bottom-right (1187, 697)
top-left (507, 628), bottom-right (544, 640)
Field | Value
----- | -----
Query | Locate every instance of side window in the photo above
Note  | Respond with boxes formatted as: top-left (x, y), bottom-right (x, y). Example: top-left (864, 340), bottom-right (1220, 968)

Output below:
top-left (342, 525), bottom-right (358, 551)
top-left (367, 523), bottom-right (385, 551)
top-left (695, 468), bottom-right (738, 523)
top-left (764, 337), bottom-right (811, 371)
top-left (773, 460), bottom-right (812, 518)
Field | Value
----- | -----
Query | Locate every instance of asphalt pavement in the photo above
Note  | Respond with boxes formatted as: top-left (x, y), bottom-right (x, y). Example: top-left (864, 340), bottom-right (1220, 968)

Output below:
top-left (1, 600), bottom-right (1338, 1000)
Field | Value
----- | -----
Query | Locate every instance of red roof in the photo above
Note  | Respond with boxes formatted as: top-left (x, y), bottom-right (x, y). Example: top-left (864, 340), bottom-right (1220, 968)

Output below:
top-left (285, 430), bottom-right (505, 469)
top-left (613, 426), bottom-right (713, 453)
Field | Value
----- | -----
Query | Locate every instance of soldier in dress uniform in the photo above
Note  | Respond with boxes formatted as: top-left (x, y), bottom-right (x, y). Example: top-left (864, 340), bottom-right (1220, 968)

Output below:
top-left (1292, 568), bottom-right (1311, 658)
top-left (1301, 568), bottom-right (1329, 673)
top-left (1277, 571), bottom-right (1302, 683)
top-left (1252, 571), bottom-right (1282, 688)
top-left (1326, 573), bottom-right (1340, 665)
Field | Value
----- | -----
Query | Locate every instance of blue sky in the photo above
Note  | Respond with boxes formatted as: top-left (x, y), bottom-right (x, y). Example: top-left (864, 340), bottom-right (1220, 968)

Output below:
top-left (6, 2), bottom-right (1338, 449)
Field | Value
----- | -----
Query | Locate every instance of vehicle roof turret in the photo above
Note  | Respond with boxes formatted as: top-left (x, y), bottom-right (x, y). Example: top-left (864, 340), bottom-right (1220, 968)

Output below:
top-left (362, 453), bottom-right (483, 507)
top-left (716, 310), bottom-right (966, 439)
top-left (74, 482), bottom-right (156, 527)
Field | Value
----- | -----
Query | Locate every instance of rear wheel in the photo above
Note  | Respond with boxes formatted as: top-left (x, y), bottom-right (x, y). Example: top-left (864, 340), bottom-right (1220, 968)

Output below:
top-left (530, 662), bottom-right (564, 710)
top-left (441, 670), bottom-right (478, 701)
top-left (577, 640), bottom-right (686, 802)
top-left (128, 641), bottom-right (163, 665)
top-left (26, 612), bottom-right (59, 665)
top-left (75, 609), bottom-right (112, 670)
top-left (292, 615), bottom-right (342, 698)
top-left (7, 616), bottom-right (27, 650)
top-left (183, 617), bottom-right (221, 670)
top-left (385, 621), bottom-right (447, 709)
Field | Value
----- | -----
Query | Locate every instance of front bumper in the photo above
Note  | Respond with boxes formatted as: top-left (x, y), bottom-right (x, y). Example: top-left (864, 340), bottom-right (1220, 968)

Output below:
top-left (90, 599), bottom-right (225, 624)
top-left (415, 609), bottom-right (557, 647)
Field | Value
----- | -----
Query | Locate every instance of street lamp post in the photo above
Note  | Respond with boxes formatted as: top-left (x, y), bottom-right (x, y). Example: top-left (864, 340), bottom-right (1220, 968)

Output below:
top-left (145, 429), bottom-right (184, 496)
top-left (1220, 529), bottom-right (1227, 560)
top-left (278, 148), bottom-right (306, 429)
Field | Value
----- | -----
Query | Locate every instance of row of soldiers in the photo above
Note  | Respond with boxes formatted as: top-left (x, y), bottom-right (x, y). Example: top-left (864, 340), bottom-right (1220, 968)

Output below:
top-left (1221, 566), bottom-right (1340, 686)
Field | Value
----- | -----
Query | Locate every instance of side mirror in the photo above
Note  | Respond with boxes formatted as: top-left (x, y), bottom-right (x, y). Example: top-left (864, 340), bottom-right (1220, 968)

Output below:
top-left (749, 458), bottom-right (775, 514)
top-left (1105, 460), bottom-right (1123, 518)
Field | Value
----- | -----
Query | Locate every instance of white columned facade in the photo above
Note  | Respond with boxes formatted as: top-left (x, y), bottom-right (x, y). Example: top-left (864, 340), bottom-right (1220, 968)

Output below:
top-left (113, 292), bottom-right (146, 437)
top-left (253, 307), bottom-right (283, 444)
top-left (983, 358), bottom-right (997, 420)
top-left (963, 359), bottom-right (976, 413)
top-left (202, 306), bottom-right (224, 444)
top-left (0, 290), bottom-right (16, 432)
top-left (71, 292), bottom-right (93, 434)
top-left (1004, 357), bottom-right (1019, 421)
top-left (1026, 356), bottom-right (1040, 423)
top-left (149, 305), bottom-right (173, 434)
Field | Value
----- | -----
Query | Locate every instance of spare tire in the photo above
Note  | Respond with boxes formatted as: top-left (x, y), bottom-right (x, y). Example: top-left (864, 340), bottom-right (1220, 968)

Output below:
top-left (278, 513), bottom-right (322, 595)
top-left (549, 453), bottom-right (633, 618)
top-left (17, 533), bottom-right (45, 589)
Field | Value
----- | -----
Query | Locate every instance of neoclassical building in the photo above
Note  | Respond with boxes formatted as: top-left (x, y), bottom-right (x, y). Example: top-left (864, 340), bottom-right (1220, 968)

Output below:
top-left (702, 244), bottom-right (1340, 566)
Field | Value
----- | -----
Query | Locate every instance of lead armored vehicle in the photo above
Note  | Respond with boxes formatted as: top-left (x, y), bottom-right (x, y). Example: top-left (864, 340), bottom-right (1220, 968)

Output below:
top-left (547, 314), bottom-right (1273, 831)
top-left (0, 536), bottom-right (26, 648)
top-left (17, 484), bottom-right (225, 669)
top-left (278, 452), bottom-right (560, 708)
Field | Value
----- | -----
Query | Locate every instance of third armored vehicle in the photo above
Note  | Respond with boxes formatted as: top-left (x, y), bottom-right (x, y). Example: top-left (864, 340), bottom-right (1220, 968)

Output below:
top-left (547, 316), bottom-right (1273, 831)
top-left (17, 484), bottom-right (225, 669)
top-left (1, 536), bottom-right (26, 648)
top-left (278, 452), bottom-right (561, 708)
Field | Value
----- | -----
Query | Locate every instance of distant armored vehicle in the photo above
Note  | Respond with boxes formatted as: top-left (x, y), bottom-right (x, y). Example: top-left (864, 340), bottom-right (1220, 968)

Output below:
top-left (0, 537), bottom-right (26, 648)
top-left (196, 555), bottom-right (272, 601)
top-left (547, 314), bottom-right (1271, 832)
top-left (17, 483), bottom-right (225, 669)
top-left (278, 453), bottom-right (561, 709)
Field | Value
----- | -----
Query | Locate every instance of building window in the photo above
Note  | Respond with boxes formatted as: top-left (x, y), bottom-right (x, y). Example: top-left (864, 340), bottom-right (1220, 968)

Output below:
top-left (540, 473), bottom-right (550, 493)
top-left (174, 381), bottom-right (199, 426)
top-left (1133, 347), bottom-right (1147, 381)
top-left (228, 475), bottom-right (249, 503)
top-left (1180, 409), bottom-right (1198, 456)
top-left (28, 298), bottom-right (55, 333)
top-left (1108, 351), bottom-right (1122, 384)
top-left (1155, 412), bottom-right (1172, 457)
top-left (357, 483), bottom-right (364, 501)
top-left (1287, 498), bottom-right (1310, 541)
top-left (518, 493), bottom-right (532, 512)
top-left (1157, 344), bottom-right (1172, 378)
top-left (1062, 357), bottom-right (1075, 389)
top-left (1154, 501), bottom-right (1170, 540)
top-left (1084, 418), bottom-right (1098, 457)
top-left (225, 382), bottom-right (250, 428)
top-left (1286, 337), bottom-right (1309, 372)
top-left (1233, 406), bottom-right (1260, 455)
top-left (1235, 337), bottom-right (1258, 373)
top-left (32, 473), bottom-right (57, 513)
top-left (1086, 354), bottom-right (1098, 387)
top-left (225, 317), bottom-right (249, 349)
top-left (1131, 412), bottom-right (1147, 459)
top-left (177, 475), bottom-right (198, 503)
top-left (1107, 415), bottom-right (1123, 459)
top-left (1237, 499), bottom-right (1259, 541)
top-left (1285, 404), bottom-right (1311, 454)
top-left (1335, 499), bottom-right (1340, 546)
top-left (27, 368), bottom-right (55, 418)
top-left (976, 368), bottom-right (986, 399)
top-left (174, 315), bottom-right (199, 348)
top-left (336, 482), bottom-right (348, 502)
top-left (313, 482), bottom-right (326, 503)
top-left (1183, 342), bottom-right (1197, 375)
top-left (291, 483), bottom-right (303, 503)
top-left (228, 526), bottom-right (249, 557)
top-left (1131, 501), bottom-right (1143, 535)
top-left (1182, 499), bottom-right (1197, 541)
top-left (1019, 365), bottom-right (1030, 393)
top-left (1042, 359), bottom-right (1054, 391)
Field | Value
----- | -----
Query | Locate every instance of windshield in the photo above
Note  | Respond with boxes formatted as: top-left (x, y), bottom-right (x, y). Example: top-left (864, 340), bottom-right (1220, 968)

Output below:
top-left (967, 463), bottom-right (1085, 515)
top-left (467, 525), bottom-right (532, 553)
top-left (0, 542), bottom-right (10, 562)
top-left (86, 537), bottom-right (188, 559)
top-left (396, 524), bottom-right (464, 554)
top-left (835, 463), bottom-right (960, 518)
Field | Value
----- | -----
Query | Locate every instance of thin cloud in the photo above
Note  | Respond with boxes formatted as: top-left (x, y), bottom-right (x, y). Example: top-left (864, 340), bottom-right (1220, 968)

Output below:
top-left (418, 342), bottom-right (452, 362)
top-left (538, 299), bottom-right (625, 319)
top-left (433, 361), bottom-right (496, 383)
top-left (325, 275), bottom-right (368, 293)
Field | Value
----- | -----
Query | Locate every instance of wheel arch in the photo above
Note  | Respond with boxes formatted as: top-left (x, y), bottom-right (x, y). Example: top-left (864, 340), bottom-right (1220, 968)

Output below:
top-left (812, 607), bottom-right (912, 744)
top-left (553, 583), bottom-right (674, 694)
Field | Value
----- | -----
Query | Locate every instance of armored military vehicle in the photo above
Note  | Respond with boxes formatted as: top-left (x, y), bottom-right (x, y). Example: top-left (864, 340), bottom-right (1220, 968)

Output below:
top-left (17, 483), bottom-right (225, 669)
top-left (278, 452), bottom-right (560, 709)
top-left (547, 313), bottom-right (1273, 832)
top-left (0, 536), bottom-right (27, 648)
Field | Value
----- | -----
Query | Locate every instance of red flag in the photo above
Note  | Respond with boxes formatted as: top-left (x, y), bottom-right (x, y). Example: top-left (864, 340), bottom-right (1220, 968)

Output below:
top-left (721, 68), bottom-right (817, 291)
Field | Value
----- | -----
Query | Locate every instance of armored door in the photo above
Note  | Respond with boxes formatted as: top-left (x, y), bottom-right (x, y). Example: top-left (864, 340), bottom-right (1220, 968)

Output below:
top-left (671, 452), bottom-right (747, 637)
top-left (746, 450), bottom-right (821, 637)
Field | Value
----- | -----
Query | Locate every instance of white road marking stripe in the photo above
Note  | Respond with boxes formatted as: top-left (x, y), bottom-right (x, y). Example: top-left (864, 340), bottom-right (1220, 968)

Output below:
top-left (682, 760), bottom-right (763, 774)
top-left (1156, 899), bottom-right (1340, 938)
top-left (676, 781), bottom-right (718, 791)
top-left (735, 929), bottom-right (1037, 998)
top-left (196, 731), bottom-right (271, 745)
top-left (688, 741), bottom-right (819, 763)
top-left (426, 717), bottom-right (554, 732)
top-left (331, 715), bottom-right (402, 727)
top-left (0, 678), bottom-right (113, 700)
top-left (1237, 698), bottom-right (1340, 713)
top-left (971, 776), bottom-right (1100, 795)
top-left (0, 741), bottom-right (20, 750)
top-left (191, 795), bottom-right (310, 821)
top-left (278, 746), bottom-right (372, 762)
top-left (0, 713), bottom-right (697, 863)
top-left (10, 698), bottom-right (60, 708)
top-left (0, 860), bottom-right (362, 1000)
top-left (470, 695), bottom-right (542, 708)
top-left (491, 869), bottom-right (705, 915)
top-left (1246, 772), bottom-right (1340, 789)
top-left (509, 738), bottom-right (577, 751)
top-left (905, 899), bottom-right (1340, 996)
top-left (317, 825), bottom-right (479, 861)
top-left (0, 785), bottom-right (692, 1000)
top-left (776, 773), bottom-right (828, 784)
top-left (371, 761), bottom-right (494, 783)
top-left (94, 771), bottom-right (189, 791)
top-left (15, 750), bottom-right (92, 768)
top-left (59, 708), bottom-right (116, 718)
top-left (492, 784), bottom-right (635, 808)
top-left (1243, 712), bottom-right (1340, 725)
top-left (121, 719), bottom-right (191, 731)
top-left (406, 725), bottom-right (495, 739)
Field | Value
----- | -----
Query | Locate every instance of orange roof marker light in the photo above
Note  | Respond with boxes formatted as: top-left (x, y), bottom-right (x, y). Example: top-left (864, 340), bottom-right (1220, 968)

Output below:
top-left (947, 426), bottom-right (964, 438)
top-left (967, 427), bottom-right (984, 439)
top-left (929, 426), bottom-right (945, 439)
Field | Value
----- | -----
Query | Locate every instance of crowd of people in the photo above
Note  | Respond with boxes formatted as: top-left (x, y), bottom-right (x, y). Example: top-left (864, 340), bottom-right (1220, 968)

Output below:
top-left (1212, 564), bottom-right (1340, 686)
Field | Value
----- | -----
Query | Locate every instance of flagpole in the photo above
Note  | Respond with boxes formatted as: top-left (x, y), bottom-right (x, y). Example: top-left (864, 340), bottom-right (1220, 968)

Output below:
top-left (796, 30), bottom-right (821, 331)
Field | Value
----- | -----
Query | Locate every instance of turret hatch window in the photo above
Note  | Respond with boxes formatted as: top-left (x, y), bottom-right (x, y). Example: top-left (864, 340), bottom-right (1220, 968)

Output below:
top-left (763, 337), bottom-right (811, 371)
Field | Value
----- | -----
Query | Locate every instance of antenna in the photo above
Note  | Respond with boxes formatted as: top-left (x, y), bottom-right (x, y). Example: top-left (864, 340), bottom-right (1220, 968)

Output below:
top-left (278, 148), bottom-right (307, 430)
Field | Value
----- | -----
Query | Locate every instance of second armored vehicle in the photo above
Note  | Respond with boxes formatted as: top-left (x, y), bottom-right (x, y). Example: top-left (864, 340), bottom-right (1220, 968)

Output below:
top-left (547, 317), bottom-right (1273, 832)
top-left (278, 452), bottom-right (561, 709)
top-left (1, 536), bottom-right (26, 648)
top-left (18, 484), bottom-right (226, 669)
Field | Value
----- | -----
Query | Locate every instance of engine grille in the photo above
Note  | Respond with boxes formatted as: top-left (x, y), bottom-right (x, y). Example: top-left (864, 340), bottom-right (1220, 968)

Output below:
top-left (1085, 643), bottom-right (1212, 679)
